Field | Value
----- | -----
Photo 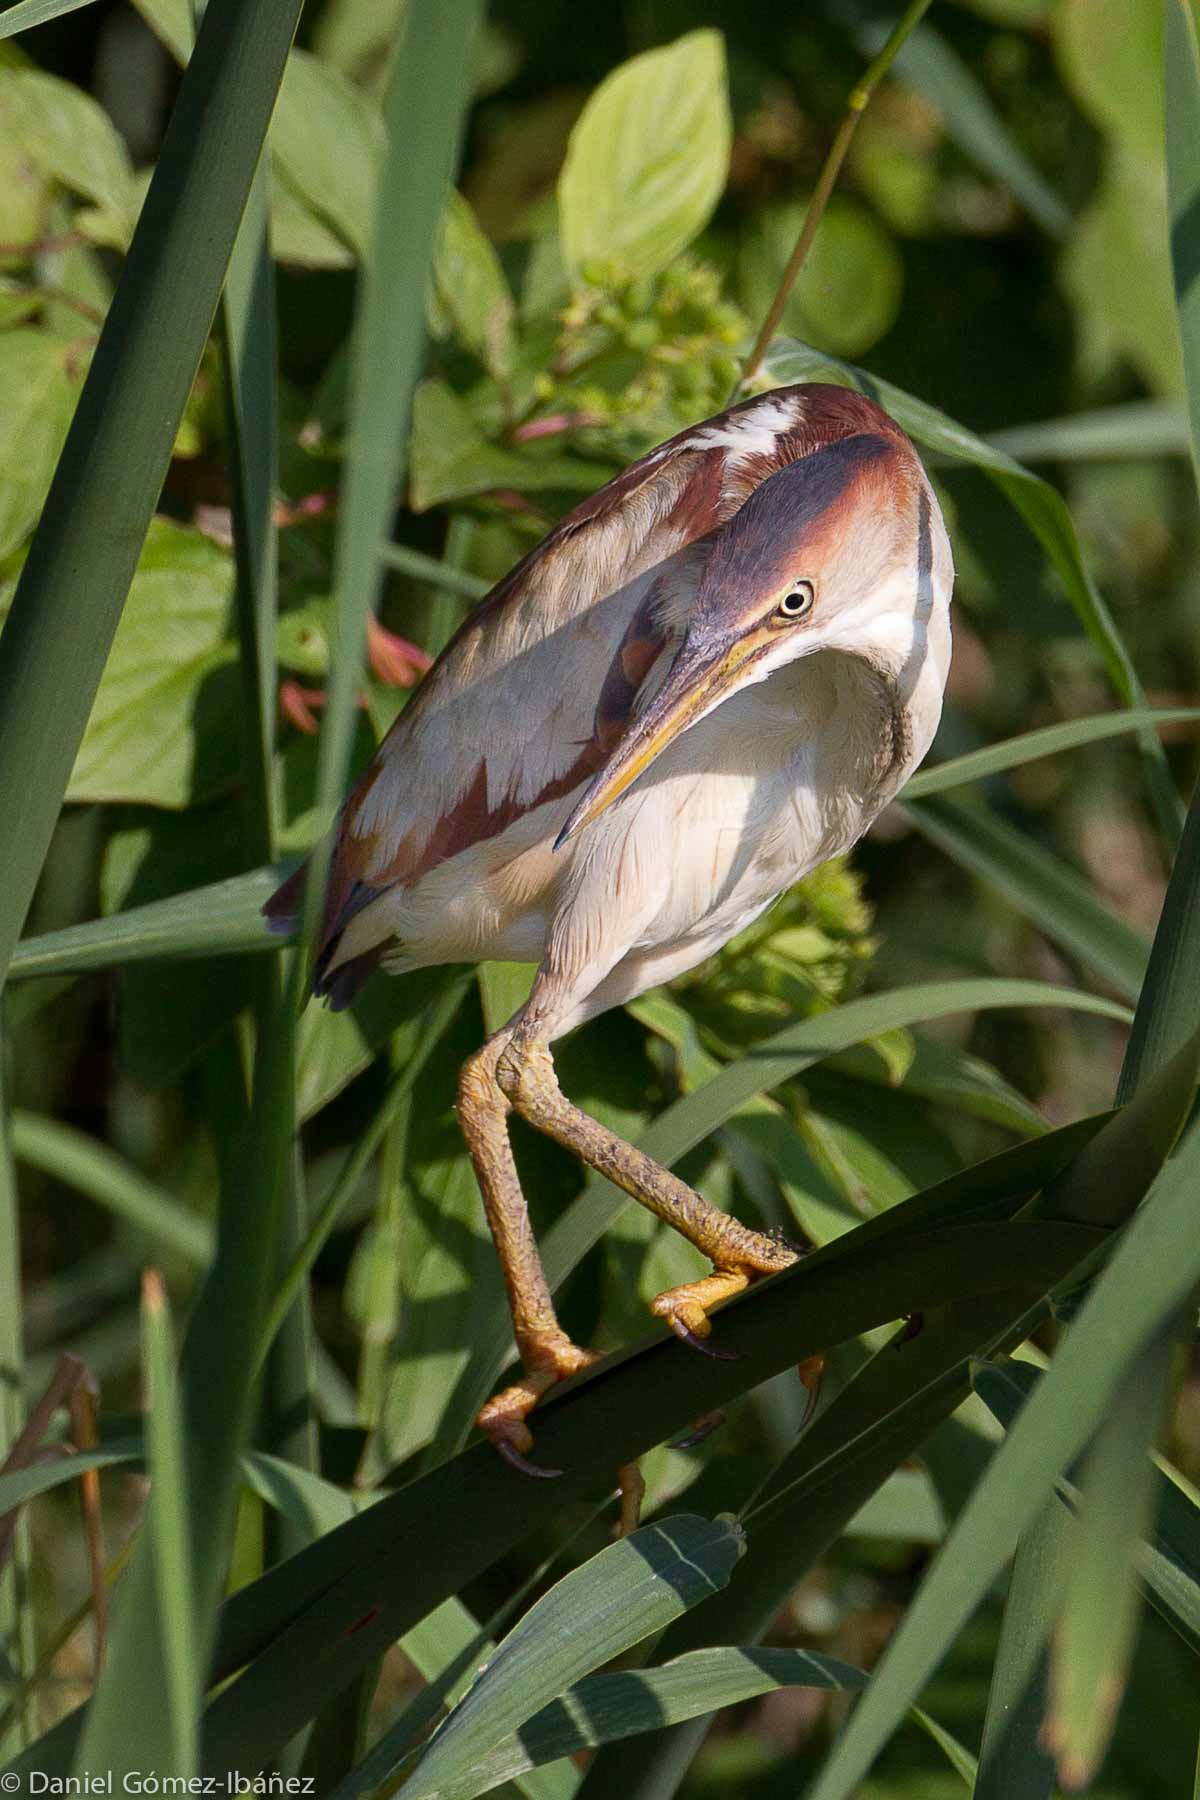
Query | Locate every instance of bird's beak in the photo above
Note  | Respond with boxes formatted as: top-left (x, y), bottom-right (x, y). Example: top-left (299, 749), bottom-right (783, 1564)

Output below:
top-left (555, 632), bottom-right (769, 849)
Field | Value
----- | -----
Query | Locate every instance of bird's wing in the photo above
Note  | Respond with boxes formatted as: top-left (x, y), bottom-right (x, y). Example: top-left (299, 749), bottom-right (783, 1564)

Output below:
top-left (265, 403), bottom-right (776, 978)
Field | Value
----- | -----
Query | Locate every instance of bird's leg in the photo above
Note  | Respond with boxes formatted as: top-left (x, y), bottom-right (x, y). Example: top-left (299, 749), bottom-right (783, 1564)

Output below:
top-left (457, 1033), bottom-right (644, 1522)
top-left (495, 1031), bottom-right (799, 1351)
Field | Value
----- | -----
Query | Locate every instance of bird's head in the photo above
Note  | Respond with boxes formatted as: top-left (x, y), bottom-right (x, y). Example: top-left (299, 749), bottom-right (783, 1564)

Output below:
top-left (556, 421), bottom-right (949, 848)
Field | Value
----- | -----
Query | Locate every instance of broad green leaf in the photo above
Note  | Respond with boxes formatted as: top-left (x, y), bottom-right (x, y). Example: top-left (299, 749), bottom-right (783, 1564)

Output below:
top-left (1063, 148), bottom-right (1182, 395)
top-left (131, 0), bottom-right (383, 260)
top-left (804, 1104), bottom-right (1200, 1800)
top-left (397, 1517), bottom-right (744, 1800)
top-left (906, 792), bottom-right (1148, 1000)
top-left (0, 332), bottom-right (87, 561)
top-left (313, 0), bottom-right (405, 85)
top-left (0, 67), bottom-right (137, 246)
top-left (337, 1591), bottom-right (577, 1800)
top-left (1054, 0), bottom-right (1164, 161)
top-left (270, 164), bottom-right (355, 269)
top-left (739, 198), bottom-right (903, 359)
top-left (558, 30), bottom-right (731, 280)
top-left (411, 1645), bottom-right (867, 1800)
top-left (762, 337), bottom-right (1180, 834)
top-left (269, 48), bottom-right (384, 261)
top-left (24, 518), bottom-right (239, 808)
top-left (907, 707), bottom-right (1200, 800)
top-left (409, 377), bottom-right (611, 510)
top-left (432, 189), bottom-right (516, 381)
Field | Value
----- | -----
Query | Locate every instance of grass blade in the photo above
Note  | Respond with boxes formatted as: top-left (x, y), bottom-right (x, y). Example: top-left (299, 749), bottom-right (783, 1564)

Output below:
top-left (905, 793), bottom-right (1148, 1000)
top-left (803, 1106), bottom-right (1200, 1800)
top-left (0, 0), bottom-right (101, 36)
top-left (9, 866), bottom-right (285, 979)
top-left (0, 0), bottom-right (304, 986)
top-left (412, 1646), bottom-right (869, 1800)
top-left (302, 0), bottom-right (484, 950)
top-left (988, 401), bottom-right (1190, 463)
top-left (0, 1048), bottom-right (34, 1759)
top-left (1167, 0), bottom-right (1200, 498)
top-left (970, 1502), bottom-right (1067, 1800)
top-left (397, 1518), bottom-right (744, 1800)
top-left (10, 1111), bottom-right (212, 1268)
top-left (1045, 1330), bottom-right (1170, 1788)
top-left (79, 1272), bottom-right (198, 1775)
top-left (906, 707), bottom-right (1200, 800)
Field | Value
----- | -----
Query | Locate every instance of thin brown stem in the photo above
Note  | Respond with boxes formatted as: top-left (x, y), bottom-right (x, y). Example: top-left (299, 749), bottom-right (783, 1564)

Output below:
top-left (736, 0), bottom-right (936, 395)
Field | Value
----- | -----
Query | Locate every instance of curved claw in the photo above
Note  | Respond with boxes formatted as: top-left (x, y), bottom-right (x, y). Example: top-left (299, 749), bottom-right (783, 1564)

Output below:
top-left (669, 1317), bottom-right (741, 1360)
top-left (494, 1437), bottom-right (563, 1480)
top-left (670, 1409), bottom-right (727, 1450)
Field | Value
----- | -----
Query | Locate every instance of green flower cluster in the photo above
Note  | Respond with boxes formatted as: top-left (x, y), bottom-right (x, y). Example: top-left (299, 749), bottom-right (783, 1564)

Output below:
top-left (537, 257), bottom-right (749, 459)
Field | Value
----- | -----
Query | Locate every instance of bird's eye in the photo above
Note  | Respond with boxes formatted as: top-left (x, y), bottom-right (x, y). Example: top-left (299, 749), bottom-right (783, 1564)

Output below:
top-left (776, 581), bottom-right (815, 622)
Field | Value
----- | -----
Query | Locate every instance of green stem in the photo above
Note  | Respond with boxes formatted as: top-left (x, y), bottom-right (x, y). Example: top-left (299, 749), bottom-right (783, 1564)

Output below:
top-left (737, 0), bottom-right (936, 394)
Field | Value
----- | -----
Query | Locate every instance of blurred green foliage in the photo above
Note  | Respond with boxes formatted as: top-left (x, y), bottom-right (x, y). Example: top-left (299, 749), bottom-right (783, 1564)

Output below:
top-left (3, 1), bottom-right (1200, 1795)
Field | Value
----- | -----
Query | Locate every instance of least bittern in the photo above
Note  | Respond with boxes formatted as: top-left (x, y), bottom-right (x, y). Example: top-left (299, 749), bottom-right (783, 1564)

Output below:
top-left (267, 383), bottom-right (954, 1521)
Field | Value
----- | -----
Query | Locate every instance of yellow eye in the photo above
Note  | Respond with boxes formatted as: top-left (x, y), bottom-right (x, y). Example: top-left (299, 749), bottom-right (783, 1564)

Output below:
top-left (776, 581), bottom-right (815, 621)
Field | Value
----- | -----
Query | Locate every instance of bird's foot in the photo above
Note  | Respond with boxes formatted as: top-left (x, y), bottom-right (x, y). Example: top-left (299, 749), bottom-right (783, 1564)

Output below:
top-left (650, 1233), bottom-right (800, 1355)
top-left (476, 1334), bottom-right (645, 1532)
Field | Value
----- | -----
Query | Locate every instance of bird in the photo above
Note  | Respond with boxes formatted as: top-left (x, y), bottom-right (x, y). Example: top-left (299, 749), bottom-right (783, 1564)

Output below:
top-left (265, 381), bottom-right (954, 1523)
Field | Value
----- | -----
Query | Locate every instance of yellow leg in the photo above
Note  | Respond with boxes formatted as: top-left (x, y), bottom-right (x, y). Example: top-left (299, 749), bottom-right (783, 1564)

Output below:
top-left (457, 1034), bottom-right (642, 1525)
top-left (495, 1034), bottom-right (798, 1351)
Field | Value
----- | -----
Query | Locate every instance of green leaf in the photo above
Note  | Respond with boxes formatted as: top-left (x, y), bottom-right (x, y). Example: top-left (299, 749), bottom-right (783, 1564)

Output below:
top-left (0, 332), bottom-right (88, 562)
top-left (1045, 1329), bottom-right (1170, 1788)
top-left (987, 399), bottom-right (1190, 462)
top-left (905, 793), bottom-right (1148, 1000)
top-left (975, 1498), bottom-right (1068, 1800)
top-left (397, 1517), bottom-right (744, 1800)
top-left (49, 519), bottom-right (238, 807)
top-left (409, 377), bottom-right (611, 511)
top-left (100, 804), bottom-right (252, 1086)
top-left (558, 30), bottom-right (731, 280)
top-left (269, 48), bottom-right (384, 261)
top-left (9, 1110), bottom-right (212, 1267)
top-left (739, 198), bottom-right (903, 359)
top-left (9, 865), bottom-right (282, 982)
top-left (0, 66), bottom-right (137, 246)
top-left (80, 1274), bottom-right (198, 1776)
top-left (130, 1), bottom-right (383, 261)
top-left (241, 1451), bottom-right (358, 1537)
top-left (0, 0), bottom-right (104, 37)
top-left (410, 1645), bottom-right (867, 1800)
top-left (907, 707), bottom-right (1200, 800)
top-left (432, 189), bottom-right (517, 381)
top-left (1167, 0), bottom-right (1200, 498)
top-left (804, 1106), bottom-right (1200, 1800)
